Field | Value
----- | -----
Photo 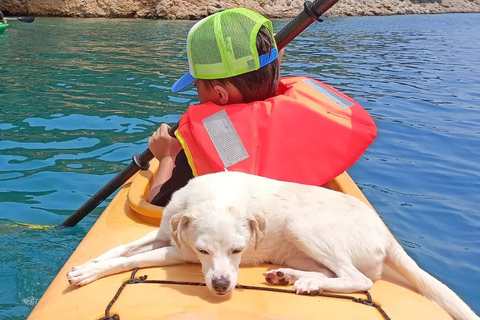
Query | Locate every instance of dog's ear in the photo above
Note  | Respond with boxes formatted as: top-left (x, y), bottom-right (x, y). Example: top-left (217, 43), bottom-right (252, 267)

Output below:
top-left (170, 211), bottom-right (191, 249)
top-left (249, 212), bottom-right (266, 250)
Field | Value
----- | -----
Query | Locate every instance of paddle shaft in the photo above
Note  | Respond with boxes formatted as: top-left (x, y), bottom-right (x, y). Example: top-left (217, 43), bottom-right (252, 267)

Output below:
top-left (6, 16), bottom-right (35, 23)
top-left (59, 0), bottom-right (337, 228)
top-left (59, 149), bottom-right (154, 228)
top-left (275, 0), bottom-right (337, 49)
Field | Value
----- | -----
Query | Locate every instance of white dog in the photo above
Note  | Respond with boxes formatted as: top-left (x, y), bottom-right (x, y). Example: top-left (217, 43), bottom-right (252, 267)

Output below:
top-left (67, 171), bottom-right (478, 320)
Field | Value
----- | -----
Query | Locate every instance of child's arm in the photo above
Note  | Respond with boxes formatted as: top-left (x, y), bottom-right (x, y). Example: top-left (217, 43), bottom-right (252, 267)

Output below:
top-left (147, 123), bottom-right (182, 202)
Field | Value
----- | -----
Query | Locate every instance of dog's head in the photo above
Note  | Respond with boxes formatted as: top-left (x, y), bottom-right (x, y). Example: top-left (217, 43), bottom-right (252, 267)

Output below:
top-left (170, 202), bottom-right (266, 295)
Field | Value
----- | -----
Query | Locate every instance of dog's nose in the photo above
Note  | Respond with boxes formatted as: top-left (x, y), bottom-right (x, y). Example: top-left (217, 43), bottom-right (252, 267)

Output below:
top-left (212, 276), bottom-right (230, 294)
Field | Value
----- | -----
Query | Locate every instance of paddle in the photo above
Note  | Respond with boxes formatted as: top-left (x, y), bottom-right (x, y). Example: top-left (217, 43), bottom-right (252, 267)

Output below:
top-left (7, 16), bottom-right (35, 23)
top-left (59, 0), bottom-right (339, 228)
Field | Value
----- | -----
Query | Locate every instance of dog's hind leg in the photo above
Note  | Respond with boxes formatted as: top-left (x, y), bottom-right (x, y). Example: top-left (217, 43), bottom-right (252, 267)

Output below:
top-left (265, 255), bottom-right (335, 285)
top-left (292, 262), bottom-right (373, 294)
top-left (265, 262), bottom-right (373, 294)
top-left (264, 268), bottom-right (328, 286)
top-left (279, 210), bottom-right (383, 294)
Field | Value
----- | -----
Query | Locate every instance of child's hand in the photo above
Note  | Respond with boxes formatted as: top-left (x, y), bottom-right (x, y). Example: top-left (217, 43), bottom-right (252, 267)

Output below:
top-left (148, 123), bottom-right (182, 160)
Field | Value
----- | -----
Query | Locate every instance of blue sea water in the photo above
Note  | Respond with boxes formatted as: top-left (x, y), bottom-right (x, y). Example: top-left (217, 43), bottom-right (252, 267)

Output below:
top-left (0, 13), bottom-right (479, 318)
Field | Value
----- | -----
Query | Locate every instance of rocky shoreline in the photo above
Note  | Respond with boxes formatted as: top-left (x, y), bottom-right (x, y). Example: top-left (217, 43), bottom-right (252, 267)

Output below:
top-left (2, 0), bottom-right (479, 19)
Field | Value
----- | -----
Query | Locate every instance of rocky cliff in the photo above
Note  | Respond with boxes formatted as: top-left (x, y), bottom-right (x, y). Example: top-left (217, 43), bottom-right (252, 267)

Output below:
top-left (2, 0), bottom-right (480, 19)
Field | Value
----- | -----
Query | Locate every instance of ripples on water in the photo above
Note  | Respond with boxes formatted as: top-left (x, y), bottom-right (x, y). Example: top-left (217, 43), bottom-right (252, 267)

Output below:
top-left (1, 14), bottom-right (479, 318)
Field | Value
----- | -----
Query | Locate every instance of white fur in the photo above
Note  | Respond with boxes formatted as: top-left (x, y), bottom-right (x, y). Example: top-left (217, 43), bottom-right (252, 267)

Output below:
top-left (67, 171), bottom-right (478, 320)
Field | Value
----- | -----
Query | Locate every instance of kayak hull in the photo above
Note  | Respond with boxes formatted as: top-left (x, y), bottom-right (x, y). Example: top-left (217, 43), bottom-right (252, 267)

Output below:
top-left (0, 23), bottom-right (8, 34)
top-left (27, 160), bottom-right (451, 320)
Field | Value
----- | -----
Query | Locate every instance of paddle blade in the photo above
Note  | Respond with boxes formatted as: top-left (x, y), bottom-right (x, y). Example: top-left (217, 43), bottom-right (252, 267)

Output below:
top-left (17, 16), bottom-right (35, 23)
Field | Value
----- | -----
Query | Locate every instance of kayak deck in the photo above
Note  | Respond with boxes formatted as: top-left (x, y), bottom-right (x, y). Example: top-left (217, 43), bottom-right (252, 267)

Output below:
top-left (27, 160), bottom-right (451, 319)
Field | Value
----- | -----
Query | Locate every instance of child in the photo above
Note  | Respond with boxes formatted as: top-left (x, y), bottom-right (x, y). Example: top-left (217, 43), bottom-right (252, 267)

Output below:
top-left (148, 8), bottom-right (377, 206)
top-left (0, 11), bottom-right (7, 24)
top-left (148, 8), bottom-right (281, 205)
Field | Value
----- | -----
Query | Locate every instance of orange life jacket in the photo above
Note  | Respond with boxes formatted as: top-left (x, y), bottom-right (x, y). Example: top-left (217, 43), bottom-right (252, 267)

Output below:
top-left (174, 76), bottom-right (377, 186)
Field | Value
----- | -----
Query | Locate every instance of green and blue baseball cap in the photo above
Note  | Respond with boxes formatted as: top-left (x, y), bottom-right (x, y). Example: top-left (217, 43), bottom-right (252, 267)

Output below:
top-left (172, 8), bottom-right (278, 92)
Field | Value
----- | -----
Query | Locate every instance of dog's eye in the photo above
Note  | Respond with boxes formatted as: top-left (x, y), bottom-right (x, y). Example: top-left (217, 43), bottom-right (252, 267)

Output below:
top-left (231, 248), bottom-right (244, 254)
top-left (196, 248), bottom-right (209, 255)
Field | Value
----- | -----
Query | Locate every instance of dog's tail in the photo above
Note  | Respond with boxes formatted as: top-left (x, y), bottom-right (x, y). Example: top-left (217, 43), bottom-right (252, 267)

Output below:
top-left (386, 239), bottom-right (478, 320)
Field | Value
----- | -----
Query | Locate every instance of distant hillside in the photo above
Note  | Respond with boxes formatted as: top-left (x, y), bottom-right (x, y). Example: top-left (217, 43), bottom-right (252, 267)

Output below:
top-left (2, 0), bottom-right (479, 19)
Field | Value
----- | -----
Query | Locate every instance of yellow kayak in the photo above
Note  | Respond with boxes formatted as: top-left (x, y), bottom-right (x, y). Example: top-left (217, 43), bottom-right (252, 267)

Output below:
top-left (27, 160), bottom-right (451, 320)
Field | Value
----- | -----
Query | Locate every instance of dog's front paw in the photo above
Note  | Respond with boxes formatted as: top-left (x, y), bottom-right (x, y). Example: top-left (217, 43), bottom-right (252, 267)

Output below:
top-left (293, 277), bottom-right (324, 295)
top-left (263, 268), bottom-right (296, 285)
top-left (66, 260), bottom-right (105, 287)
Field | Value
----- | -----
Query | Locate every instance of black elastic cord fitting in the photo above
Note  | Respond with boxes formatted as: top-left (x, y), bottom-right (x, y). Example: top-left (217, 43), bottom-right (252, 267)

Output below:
top-left (132, 153), bottom-right (150, 170)
top-left (304, 1), bottom-right (324, 22)
top-left (98, 316), bottom-right (119, 320)
top-left (353, 298), bottom-right (376, 307)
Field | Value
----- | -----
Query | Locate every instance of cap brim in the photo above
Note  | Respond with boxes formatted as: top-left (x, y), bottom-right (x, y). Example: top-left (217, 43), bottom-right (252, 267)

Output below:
top-left (171, 72), bottom-right (196, 92)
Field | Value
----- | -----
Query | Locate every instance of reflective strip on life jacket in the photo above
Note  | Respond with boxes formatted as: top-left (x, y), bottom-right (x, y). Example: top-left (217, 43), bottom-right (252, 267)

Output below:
top-left (202, 109), bottom-right (249, 168)
top-left (175, 76), bottom-right (377, 186)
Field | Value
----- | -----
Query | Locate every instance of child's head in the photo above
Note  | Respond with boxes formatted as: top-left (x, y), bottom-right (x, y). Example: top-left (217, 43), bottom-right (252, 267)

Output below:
top-left (172, 8), bottom-right (280, 105)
